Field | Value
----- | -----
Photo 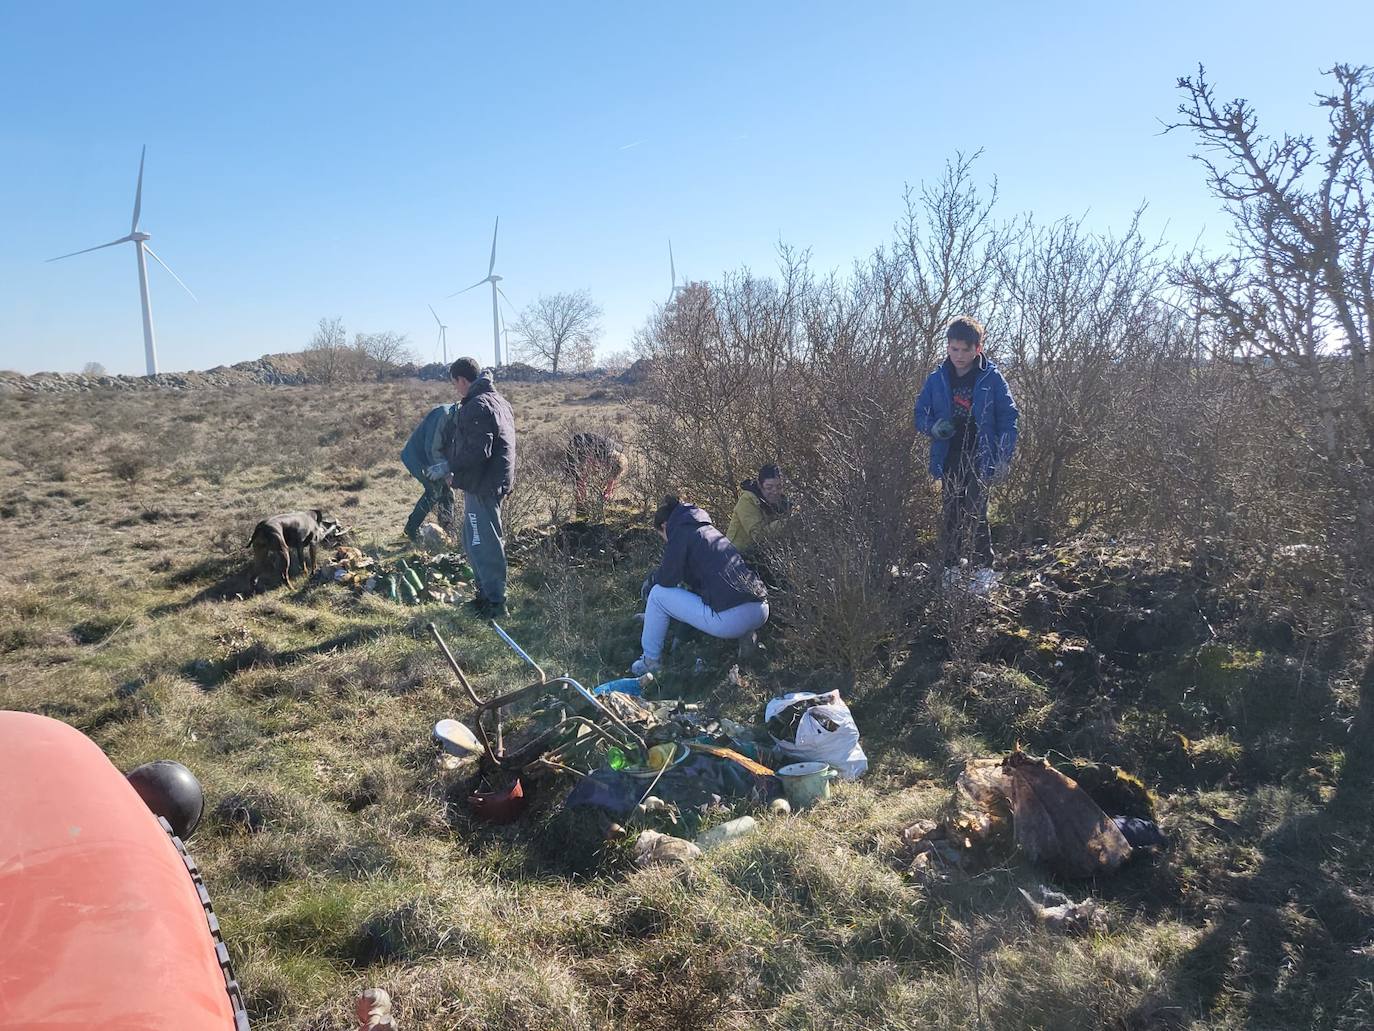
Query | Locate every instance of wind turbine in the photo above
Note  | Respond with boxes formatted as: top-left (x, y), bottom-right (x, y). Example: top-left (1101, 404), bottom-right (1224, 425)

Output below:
top-left (428, 304), bottom-right (448, 364)
top-left (448, 216), bottom-right (513, 367)
top-left (47, 146), bottom-right (195, 376)
top-left (667, 239), bottom-right (682, 303)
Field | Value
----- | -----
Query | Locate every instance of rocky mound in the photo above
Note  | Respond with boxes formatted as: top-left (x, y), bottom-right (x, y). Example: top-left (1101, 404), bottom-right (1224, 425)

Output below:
top-left (0, 354), bottom-right (307, 395)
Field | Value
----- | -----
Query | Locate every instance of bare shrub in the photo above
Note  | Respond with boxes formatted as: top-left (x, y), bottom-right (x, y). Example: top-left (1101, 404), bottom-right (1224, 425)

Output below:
top-left (108, 446), bottom-right (153, 483)
top-left (632, 156), bottom-right (1010, 673)
top-left (355, 331), bottom-right (415, 381)
top-left (499, 435), bottom-right (564, 536)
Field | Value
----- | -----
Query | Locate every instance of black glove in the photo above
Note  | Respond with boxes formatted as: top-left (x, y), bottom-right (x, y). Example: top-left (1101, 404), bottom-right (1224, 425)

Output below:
top-left (931, 418), bottom-right (956, 441)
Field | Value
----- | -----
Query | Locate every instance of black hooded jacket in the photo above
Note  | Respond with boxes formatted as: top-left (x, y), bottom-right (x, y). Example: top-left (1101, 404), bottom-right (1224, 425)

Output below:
top-left (649, 503), bottom-right (767, 613)
top-left (446, 373), bottom-right (516, 497)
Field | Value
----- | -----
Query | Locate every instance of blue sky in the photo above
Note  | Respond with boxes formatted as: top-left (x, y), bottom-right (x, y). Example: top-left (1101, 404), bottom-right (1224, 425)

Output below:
top-left (1, 2), bottom-right (1369, 375)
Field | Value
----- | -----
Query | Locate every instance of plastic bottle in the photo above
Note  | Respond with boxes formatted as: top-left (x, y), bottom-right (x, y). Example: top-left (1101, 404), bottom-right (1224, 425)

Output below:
top-left (592, 672), bottom-right (653, 697)
top-left (694, 815), bottom-right (757, 851)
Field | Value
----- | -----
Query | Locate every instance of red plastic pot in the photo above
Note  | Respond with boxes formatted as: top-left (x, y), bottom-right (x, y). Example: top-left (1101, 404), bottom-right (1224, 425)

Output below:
top-left (468, 777), bottom-right (526, 824)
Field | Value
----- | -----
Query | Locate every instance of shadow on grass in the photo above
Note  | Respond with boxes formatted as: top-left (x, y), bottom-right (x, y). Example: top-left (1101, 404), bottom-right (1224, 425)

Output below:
top-left (1139, 792), bottom-right (1374, 1027)
top-left (180, 627), bottom-right (383, 688)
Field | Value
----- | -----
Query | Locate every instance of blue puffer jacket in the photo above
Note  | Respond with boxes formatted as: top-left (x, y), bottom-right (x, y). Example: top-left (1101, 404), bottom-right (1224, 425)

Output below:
top-left (401, 403), bottom-right (458, 479)
top-left (913, 355), bottom-right (1019, 479)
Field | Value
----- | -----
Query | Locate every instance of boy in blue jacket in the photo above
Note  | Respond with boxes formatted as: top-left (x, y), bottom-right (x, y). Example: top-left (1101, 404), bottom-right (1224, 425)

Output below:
top-left (399, 367), bottom-right (464, 542)
top-left (913, 316), bottom-right (1019, 570)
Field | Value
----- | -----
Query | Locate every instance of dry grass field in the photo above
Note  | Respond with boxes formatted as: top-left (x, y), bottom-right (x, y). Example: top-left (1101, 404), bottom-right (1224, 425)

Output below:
top-left (1, 376), bottom-right (1371, 1030)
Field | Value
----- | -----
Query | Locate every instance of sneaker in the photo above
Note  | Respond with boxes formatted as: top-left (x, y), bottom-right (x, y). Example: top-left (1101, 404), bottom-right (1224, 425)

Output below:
top-left (630, 656), bottom-right (662, 676)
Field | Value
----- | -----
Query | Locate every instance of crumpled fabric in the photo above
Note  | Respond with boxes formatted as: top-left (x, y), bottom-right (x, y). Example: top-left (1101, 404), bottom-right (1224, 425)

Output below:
top-left (564, 752), bottom-right (780, 818)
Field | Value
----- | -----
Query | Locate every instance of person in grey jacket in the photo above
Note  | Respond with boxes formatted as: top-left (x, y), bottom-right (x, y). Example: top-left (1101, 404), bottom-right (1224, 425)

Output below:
top-left (399, 376), bottom-right (462, 541)
top-left (443, 357), bottom-right (516, 616)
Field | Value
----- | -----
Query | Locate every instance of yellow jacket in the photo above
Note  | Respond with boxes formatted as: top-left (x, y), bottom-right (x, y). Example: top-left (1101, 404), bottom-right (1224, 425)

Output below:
top-left (726, 488), bottom-right (782, 552)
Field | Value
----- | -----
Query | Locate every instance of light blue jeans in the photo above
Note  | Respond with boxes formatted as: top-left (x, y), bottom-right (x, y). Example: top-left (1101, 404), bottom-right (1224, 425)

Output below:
top-left (641, 585), bottom-right (768, 663)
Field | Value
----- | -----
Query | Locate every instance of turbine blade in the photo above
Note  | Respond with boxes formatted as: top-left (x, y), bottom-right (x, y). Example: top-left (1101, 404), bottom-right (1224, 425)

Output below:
top-left (447, 277), bottom-right (489, 298)
top-left (428, 303), bottom-right (442, 326)
top-left (669, 239), bottom-right (676, 286)
top-left (487, 216), bottom-right (499, 276)
top-left (46, 236), bottom-right (134, 262)
top-left (496, 286), bottom-right (516, 314)
top-left (143, 245), bottom-right (197, 301)
top-left (132, 145), bottom-right (146, 233)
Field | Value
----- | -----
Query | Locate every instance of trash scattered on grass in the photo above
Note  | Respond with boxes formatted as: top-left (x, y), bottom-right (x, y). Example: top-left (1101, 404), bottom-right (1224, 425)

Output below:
top-left (356, 987), bottom-right (397, 1031)
top-left (1017, 885), bottom-right (1106, 933)
top-left (635, 829), bottom-right (702, 867)
top-left (776, 760), bottom-right (839, 808)
top-left (1005, 749), bottom-right (1132, 878)
top-left (765, 690), bottom-right (868, 779)
top-left (426, 622), bottom-right (862, 844)
top-left (902, 750), bottom-right (1158, 880)
top-left (695, 815), bottom-right (758, 851)
top-left (414, 522), bottom-right (451, 553)
top-left (319, 547), bottom-right (472, 605)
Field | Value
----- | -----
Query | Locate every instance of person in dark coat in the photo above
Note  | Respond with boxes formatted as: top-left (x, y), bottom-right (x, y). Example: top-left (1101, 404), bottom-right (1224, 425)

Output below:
top-left (443, 357), bottom-right (517, 616)
top-left (632, 496), bottom-right (769, 675)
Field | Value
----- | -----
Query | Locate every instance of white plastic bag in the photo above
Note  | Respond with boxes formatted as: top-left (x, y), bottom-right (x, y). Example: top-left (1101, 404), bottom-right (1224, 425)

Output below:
top-left (765, 690), bottom-right (868, 780)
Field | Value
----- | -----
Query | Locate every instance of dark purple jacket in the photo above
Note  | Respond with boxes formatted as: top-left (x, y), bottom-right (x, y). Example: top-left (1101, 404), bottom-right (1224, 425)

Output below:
top-left (650, 504), bottom-right (767, 613)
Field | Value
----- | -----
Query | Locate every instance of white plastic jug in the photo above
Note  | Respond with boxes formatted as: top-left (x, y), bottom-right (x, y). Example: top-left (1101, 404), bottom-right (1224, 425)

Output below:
top-left (695, 815), bottom-right (758, 851)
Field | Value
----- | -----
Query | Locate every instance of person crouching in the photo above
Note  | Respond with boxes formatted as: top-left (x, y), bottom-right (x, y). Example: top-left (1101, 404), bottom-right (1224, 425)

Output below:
top-left (563, 431), bottom-right (629, 512)
top-left (726, 462), bottom-right (791, 555)
top-left (632, 495), bottom-right (769, 675)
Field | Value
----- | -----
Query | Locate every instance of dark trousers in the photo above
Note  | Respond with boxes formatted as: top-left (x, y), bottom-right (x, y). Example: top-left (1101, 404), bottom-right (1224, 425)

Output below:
top-left (404, 468), bottom-right (456, 539)
top-left (941, 466), bottom-right (994, 567)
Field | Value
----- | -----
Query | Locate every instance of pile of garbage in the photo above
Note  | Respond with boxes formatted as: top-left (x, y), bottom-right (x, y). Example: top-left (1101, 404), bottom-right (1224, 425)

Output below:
top-left (427, 624), bottom-right (871, 866)
top-left (317, 546), bottom-right (473, 605)
top-left (901, 749), bottom-right (1165, 881)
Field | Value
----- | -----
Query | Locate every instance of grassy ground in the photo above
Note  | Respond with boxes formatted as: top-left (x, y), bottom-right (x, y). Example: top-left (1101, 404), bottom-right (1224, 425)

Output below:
top-left (1, 378), bottom-right (1371, 1030)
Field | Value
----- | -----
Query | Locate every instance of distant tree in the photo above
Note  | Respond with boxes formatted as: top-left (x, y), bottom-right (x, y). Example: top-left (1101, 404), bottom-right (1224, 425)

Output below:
top-left (302, 316), bottom-right (362, 384)
top-left (600, 348), bottom-right (633, 373)
top-left (81, 361), bottom-right (106, 376)
top-left (354, 331), bottom-right (414, 380)
top-left (512, 291), bottom-right (602, 373)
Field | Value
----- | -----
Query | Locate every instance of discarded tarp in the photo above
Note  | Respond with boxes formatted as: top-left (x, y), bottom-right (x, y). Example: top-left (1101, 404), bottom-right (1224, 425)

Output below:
top-left (565, 750), bottom-right (780, 820)
top-left (903, 752), bottom-right (1144, 879)
top-left (1003, 750), bottom-right (1132, 879)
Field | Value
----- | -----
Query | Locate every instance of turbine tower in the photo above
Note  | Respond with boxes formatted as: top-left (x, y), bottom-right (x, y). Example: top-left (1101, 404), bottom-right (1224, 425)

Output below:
top-left (667, 239), bottom-right (682, 303)
top-left (428, 304), bottom-right (448, 364)
top-left (46, 146), bottom-right (195, 376)
top-left (448, 216), bottom-right (513, 368)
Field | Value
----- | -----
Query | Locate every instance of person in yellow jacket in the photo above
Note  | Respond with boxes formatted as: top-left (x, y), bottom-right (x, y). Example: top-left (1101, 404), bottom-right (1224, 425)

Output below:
top-left (726, 463), bottom-right (791, 554)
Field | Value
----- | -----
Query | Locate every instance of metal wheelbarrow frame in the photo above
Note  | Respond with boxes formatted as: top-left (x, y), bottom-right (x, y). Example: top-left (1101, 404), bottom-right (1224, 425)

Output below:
top-left (428, 620), bottom-right (647, 776)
